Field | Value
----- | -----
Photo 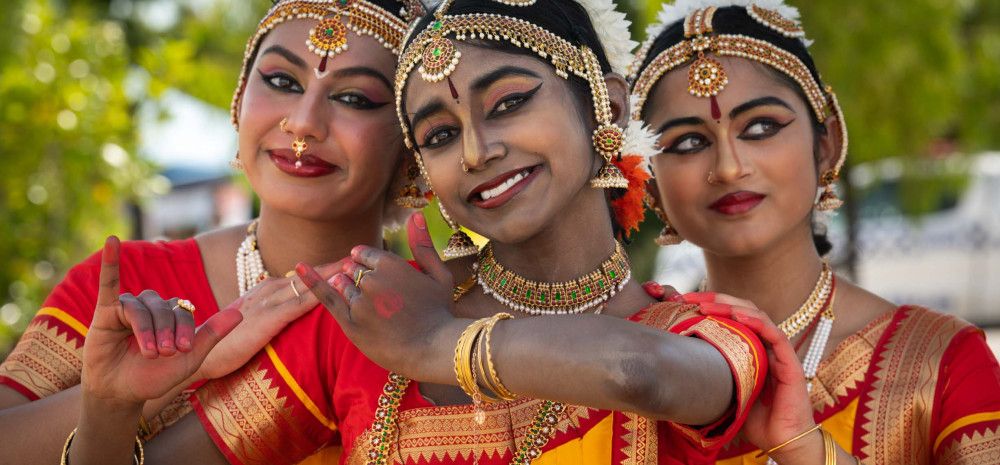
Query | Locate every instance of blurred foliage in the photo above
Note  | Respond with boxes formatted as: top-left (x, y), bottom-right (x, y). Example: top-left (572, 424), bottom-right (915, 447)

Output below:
top-left (1, 0), bottom-right (999, 355)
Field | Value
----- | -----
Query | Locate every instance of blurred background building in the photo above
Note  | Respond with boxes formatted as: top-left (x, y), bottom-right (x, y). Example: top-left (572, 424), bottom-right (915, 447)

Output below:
top-left (0, 0), bottom-right (998, 356)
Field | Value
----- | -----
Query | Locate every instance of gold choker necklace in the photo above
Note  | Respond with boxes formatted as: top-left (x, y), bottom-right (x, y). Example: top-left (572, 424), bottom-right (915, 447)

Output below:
top-left (777, 262), bottom-right (834, 338)
top-left (476, 242), bottom-right (631, 315)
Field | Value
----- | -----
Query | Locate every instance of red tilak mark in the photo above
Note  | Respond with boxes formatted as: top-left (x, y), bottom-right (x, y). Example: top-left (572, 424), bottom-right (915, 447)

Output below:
top-left (318, 55), bottom-right (329, 73)
top-left (447, 76), bottom-right (460, 102)
top-left (373, 292), bottom-right (404, 319)
top-left (710, 95), bottom-right (722, 121)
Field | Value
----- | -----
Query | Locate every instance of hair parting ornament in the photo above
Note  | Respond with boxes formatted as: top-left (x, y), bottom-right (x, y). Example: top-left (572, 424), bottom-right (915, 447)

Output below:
top-left (629, 0), bottom-right (850, 237)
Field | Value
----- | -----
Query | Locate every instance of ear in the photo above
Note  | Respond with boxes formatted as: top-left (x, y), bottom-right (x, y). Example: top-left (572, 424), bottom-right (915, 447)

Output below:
top-left (816, 112), bottom-right (846, 177)
top-left (605, 72), bottom-right (630, 129)
top-left (645, 178), bottom-right (667, 215)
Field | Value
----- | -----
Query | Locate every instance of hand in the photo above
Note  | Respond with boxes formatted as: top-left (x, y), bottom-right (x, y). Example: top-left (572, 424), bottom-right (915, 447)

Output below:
top-left (193, 260), bottom-right (345, 380)
top-left (296, 213), bottom-right (459, 380)
top-left (641, 281), bottom-right (682, 302)
top-left (80, 237), bottom-right (243, 408)
top-left (688, 292), bottom-right (816, 453)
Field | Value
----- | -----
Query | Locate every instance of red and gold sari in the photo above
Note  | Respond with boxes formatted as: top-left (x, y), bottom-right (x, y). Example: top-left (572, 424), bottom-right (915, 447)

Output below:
top-left (192, 302), bottom-right (767, 465)
top-left (717, 306), bottom-right (1000, 465)
top-left (0, 239), bottom-right (220, 435)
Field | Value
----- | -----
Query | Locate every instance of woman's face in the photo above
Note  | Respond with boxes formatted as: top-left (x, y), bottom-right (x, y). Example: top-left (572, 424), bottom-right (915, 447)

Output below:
top-left (403, 45), bottom-right (602, 243)
top-left (237, 19), bottom-right (404, 222)
top-left (644, 57), bottom-right (837, 257)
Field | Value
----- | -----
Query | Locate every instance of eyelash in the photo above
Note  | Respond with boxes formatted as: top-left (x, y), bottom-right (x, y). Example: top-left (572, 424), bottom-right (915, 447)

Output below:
top-left (662, 117), bottom-right (791, 155)
top-left (258, 71), bottom-right (387, 110)
top-left (418, 85), bottom-right (541, 149)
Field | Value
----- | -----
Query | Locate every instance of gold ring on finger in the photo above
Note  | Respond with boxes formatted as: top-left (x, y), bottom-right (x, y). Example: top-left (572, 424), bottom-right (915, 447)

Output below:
top-left (173, 299), bottom-right (196, 314)
top-left (289, 279), bottom-right (302, 298)
top-left (354, 268), bottom-right (370, 288)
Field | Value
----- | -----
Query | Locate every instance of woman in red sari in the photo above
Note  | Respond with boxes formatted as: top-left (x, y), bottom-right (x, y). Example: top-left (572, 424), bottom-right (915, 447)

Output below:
top-left (629, 1), bottom-right (1000, 464)
top-left (65, 1), bottom-right (772, 464)
top-left (0, 0), bottom-right (423, 463)
top-left (279, 0), bottom-right (771, 463)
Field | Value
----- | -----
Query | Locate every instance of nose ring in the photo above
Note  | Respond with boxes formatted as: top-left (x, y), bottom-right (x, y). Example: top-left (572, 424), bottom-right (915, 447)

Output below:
top-left (707, 171), bottom-right (717, 184)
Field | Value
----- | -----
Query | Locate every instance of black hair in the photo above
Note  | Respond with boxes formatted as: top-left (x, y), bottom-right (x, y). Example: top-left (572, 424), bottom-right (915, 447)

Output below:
top-left (635, 6), bottom-right (834, 255)
top-left (401, 0), bottom-right (633, 239)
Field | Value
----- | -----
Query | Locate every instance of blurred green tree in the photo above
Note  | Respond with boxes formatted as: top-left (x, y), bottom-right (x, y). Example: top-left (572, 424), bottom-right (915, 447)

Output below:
top-left (0, 0), bottom-right (154, 354)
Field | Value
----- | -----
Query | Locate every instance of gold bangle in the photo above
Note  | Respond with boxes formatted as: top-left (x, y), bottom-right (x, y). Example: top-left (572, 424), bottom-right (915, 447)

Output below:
top-left (137, 415), bottom-right (151, 439)
top-left (454, 318), bottom-right (490, 400)
top-left (823, 428), bottom-right (836, 465)
top-left (482, 313), bottom-right (516, 400)
top-left (755, 423), bottom-right (822, 458)
top-left (854, 456), bottom-right (864, 465)
top-left (61, 427), bottom-right (144, 465)
top-left (471, 328), bottom-right (501, 403)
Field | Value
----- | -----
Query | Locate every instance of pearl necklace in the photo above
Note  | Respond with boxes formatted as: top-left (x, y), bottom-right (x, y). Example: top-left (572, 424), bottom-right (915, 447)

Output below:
top-left (236, 219), bottom-right (269, 296)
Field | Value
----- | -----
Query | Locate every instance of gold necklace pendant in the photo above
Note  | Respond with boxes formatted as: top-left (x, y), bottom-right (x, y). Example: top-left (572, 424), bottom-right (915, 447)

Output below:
top-left (777, 262), bottom-right (834, 338)
top-left (477, 242), bottom-right (631, 315)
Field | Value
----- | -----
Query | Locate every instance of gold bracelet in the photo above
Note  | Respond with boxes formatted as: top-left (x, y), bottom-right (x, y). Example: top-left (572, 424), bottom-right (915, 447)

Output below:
top-left (823, 428), bottom-right (836, 465)
top-left (755, 423), bottom-right (822, 458)
top-left (472, 327), bottom-right (502, 403)
top-left (854, 456), bottom-right (864, 465)
top-left (482, 313), bottom-right (516, 400)
top-left (61, 427), bottom-right (144, 465)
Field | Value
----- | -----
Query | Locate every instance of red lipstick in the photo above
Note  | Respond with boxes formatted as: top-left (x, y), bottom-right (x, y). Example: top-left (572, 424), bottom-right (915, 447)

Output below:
top-left (268, 149), bottom-right (338, 177)
top-left (467, 165), bottom-right (540, 209)
top-left (709, 191), bottom-right (766, 215)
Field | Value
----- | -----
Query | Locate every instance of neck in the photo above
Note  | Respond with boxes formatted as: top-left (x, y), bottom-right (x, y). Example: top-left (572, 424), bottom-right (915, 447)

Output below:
top-left (702, 225), bottom-right (825, 327)
top-left (489, 189), bottom-right (618, 283)
top-left (254, 205), bottom-right (384, 276)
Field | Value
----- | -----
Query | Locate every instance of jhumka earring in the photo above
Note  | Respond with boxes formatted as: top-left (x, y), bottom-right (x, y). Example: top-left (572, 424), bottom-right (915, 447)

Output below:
top-left (583, 47), bottom-right (629, 190)
top-left (280, 118), bottom-right (308, 168)
top-left (438, 201), bottom-right (478, 258)
top-left (229, 152), bottom-right (244, 170)
top-left (395, 163), bottom-right (429, 209)
top-left (815, 169), bottom-right (843, 211)
top-left (645, 193), bottom-right (682, 246)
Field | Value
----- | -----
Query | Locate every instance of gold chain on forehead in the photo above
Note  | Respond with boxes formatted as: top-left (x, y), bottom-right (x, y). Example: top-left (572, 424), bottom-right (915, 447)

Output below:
top-left (629, 4), bottom-right (848, 179)
top-left (230, 0), bottom-right (407, 128)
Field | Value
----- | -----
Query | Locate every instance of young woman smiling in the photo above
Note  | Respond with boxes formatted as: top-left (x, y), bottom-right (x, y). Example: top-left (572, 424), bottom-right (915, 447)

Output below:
top-left (288, 0), bottom-right (772, 463)
top-left (0, 1), bottom-right (427, 464)
top-left (630, 2), bottom-right (1000, 464)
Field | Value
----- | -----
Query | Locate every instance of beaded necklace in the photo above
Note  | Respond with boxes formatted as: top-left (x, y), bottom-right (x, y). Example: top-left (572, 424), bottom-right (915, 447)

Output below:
top-left (236, 219), bottom-right (269, 296)
top-left (477, 241), bottom-right (631, 315)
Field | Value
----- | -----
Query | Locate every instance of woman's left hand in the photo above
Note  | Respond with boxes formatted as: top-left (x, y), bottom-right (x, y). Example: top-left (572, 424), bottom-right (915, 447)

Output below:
top-left (296, 213), bottom-right (462, 381)
top-left (689, 292), bottom-right (817, 454)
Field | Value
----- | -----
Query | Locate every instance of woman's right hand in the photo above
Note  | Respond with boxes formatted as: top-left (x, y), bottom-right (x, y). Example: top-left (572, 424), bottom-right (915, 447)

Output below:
top-left (81, 237), bottom-right (243, 408)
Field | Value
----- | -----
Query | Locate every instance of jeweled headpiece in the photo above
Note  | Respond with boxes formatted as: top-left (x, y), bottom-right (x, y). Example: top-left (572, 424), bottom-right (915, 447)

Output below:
top-left (395, 0), bottom-right (658, 245)
top-left (230, 0), bottom-right (409, 128)
top-left (629, 1), bottom-right (847, 183)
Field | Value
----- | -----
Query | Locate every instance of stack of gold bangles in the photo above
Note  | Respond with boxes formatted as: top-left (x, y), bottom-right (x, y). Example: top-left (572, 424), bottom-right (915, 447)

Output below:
top-left (454, 313), bottom-right (517, 425)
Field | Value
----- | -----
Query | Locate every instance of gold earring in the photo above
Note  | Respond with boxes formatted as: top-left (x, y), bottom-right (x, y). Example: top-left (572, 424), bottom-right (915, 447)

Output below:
top-left (229, 152), bottom-right (244, 170)
top-left (438, 202), bottom-right (478, 258)
top-left (645, 193), bottom-right (683, 246)
top-left (581, 47), bottom-right (628, 190)
top-left (395, 163), bottom-right (429, 209)
top-left (816, 170), bottom-right (843, 211)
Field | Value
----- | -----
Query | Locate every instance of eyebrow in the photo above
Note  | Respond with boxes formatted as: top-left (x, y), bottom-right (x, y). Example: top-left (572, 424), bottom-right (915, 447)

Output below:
top-left (409, 100), bottom-right (446, 136)
top-left (729, 96), bottom-right (795, 119)
top-left (656, 116), bottom-right (705, 134)
top-left (471, 66), bottom-right (542, 93)
top-left (331, 66), bottom-right (393, 92)
top-left (260, 45), bottom-right (307, 69)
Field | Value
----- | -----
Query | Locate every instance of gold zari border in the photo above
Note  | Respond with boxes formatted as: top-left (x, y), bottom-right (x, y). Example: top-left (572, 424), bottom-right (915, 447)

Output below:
top-left (0, 318), bottom-right (83, 399)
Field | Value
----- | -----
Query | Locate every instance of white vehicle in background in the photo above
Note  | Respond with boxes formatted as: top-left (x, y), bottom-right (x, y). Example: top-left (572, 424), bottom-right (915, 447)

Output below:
top-left (652, 153), bottom-right (1000, 326)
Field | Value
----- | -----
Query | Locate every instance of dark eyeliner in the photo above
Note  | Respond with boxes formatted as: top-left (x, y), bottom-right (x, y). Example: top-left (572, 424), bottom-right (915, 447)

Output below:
top-left (487, 82), bottom-right (543, 118)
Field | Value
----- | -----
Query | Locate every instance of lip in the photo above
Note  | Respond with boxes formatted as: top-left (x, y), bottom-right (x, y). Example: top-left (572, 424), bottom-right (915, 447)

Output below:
top-left (709, 191), bottom-right (766, 215)
top-left (467, 165), bottom-right (541, 209)
top-left (268, 149), bottom-right (339, 178)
